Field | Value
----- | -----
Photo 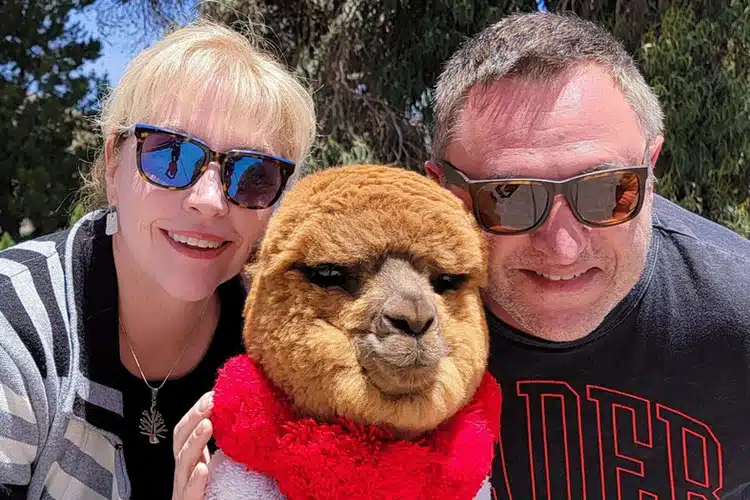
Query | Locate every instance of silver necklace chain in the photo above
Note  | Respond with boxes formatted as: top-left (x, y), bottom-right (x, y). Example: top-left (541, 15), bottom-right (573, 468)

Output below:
top-left (119, 302), bottom-right (209, 444)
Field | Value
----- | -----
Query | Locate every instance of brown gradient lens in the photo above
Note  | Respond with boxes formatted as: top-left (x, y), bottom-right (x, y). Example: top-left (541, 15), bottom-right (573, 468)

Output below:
top-left (476, 181), bottom-right (548, 232)
top-left (572, 171), bottom-right (641, 225)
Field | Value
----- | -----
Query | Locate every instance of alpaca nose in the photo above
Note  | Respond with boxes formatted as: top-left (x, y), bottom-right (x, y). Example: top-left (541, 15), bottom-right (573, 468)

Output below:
top-left (380, 293), bottom-right (437, 337)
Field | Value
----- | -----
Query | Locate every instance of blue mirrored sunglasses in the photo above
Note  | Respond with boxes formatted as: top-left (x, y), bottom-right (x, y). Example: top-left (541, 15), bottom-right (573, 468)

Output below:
top-left (116, 123), bottom-right (296, 210)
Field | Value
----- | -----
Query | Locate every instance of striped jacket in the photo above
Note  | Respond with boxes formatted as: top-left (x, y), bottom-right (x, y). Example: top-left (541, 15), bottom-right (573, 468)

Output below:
top-left (0, 210), bottom-right (131, 500)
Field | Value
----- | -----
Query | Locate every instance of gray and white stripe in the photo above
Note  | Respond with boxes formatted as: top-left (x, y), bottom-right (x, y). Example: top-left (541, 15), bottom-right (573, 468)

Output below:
top-left (0, 210), bottom-right (130, 499)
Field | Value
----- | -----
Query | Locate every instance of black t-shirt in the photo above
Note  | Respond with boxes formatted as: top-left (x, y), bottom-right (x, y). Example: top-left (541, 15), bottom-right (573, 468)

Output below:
top-left (118, 277), bottom-right (246, 499)
top-left (487, 195), bottom-right (750, 499)
top-left (82, 227), bottom-right (247, 499)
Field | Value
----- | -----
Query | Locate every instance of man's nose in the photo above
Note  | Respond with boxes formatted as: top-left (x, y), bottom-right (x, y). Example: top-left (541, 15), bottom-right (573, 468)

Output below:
top-left (529, 195), bottom-right (590, 264)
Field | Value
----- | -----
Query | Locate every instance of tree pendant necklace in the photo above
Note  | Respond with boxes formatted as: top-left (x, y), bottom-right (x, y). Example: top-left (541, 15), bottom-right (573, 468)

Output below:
top-left (140, 388), bottom-right (168, 444)
top-left (119, 302), bottom-right (209, 445)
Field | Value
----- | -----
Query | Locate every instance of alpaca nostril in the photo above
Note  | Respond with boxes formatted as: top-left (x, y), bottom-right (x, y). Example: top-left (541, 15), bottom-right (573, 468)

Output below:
top-left (380, 290), bottom-right (438, 338)
top-left (384, 315), bottom-right (434, 337)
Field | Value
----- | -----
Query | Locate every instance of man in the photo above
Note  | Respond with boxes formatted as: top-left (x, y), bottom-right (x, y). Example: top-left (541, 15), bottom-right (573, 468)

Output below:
top-left (426, 12), bottom-right (750, 500)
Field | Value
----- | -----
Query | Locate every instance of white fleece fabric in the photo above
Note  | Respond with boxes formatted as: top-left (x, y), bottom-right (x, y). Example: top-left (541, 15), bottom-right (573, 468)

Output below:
top-left (205, 451), bottom-right (493, 500)
top-left (205, 450), bottom-right (286, 500)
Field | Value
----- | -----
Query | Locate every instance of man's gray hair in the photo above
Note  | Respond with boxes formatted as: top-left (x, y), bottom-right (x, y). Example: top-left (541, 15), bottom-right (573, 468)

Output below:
top-left (431, 11), bottom-right (664, 159)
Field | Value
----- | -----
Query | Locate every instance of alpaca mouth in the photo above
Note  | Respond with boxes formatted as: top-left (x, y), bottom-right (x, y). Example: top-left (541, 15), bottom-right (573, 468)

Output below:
top-left (356, 333), bottom-right (448, 396)
top-left (363, 358), bottom-right (439, 396)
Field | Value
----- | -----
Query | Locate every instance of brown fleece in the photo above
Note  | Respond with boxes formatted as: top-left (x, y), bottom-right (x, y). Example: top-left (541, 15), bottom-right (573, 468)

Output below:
top-left (242, 164), bottom-right (490, 436)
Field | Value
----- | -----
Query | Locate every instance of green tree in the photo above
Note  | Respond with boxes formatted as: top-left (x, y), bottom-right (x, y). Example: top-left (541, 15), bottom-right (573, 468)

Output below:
top-left (638, 2), bottom-right (750, 235)
top-left (202, 1), bottom-right (750, 237)
top-left (110, 0), bottom-right (750, 237)
top-left (0, 232), bottom-right (16, 251)
top-left (202, 0), bottom-right (532, 172)
top-left (0, 0), bottom-right (104, 241)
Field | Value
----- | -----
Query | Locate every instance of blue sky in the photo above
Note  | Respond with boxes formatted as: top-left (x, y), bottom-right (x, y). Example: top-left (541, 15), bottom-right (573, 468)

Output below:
top-left (70, 0), bottom-right (199, 85)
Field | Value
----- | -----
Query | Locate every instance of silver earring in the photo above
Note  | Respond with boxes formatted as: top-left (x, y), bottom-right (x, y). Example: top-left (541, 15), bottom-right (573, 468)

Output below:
top-left (105, 206), bottom-right (119, 236)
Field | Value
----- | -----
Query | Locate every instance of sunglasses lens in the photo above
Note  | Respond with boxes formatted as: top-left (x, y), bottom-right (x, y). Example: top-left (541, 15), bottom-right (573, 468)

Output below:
top-left (140, 133), bottom-right (205, 188)
top-left (476, 182), bottom-right (549, 233)
top-left (573, 171), bottom-right (641, 225)
top-left (224, 156), bottom-right (287, 208)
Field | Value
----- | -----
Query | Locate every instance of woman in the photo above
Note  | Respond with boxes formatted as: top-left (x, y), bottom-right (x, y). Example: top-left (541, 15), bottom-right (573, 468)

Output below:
top-left (0, 19), bottom-right (316, 500)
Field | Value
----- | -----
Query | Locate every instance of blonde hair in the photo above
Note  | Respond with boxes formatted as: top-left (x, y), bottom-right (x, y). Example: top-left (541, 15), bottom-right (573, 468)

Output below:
top-left (80, 19), bottom-right (317, 210)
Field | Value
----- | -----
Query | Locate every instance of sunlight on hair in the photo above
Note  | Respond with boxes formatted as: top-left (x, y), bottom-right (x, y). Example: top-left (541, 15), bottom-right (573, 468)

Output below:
top-left (81, 18), bottom-right (316, 210)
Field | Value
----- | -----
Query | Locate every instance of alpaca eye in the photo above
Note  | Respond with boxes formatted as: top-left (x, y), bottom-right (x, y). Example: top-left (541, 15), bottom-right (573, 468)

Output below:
top-left (431, 273), bottom-right (468, 294)
top-left (300, 264), bottom-right (356, 293)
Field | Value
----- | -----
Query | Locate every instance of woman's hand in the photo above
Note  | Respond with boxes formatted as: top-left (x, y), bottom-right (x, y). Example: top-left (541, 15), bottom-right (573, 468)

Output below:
top-left (172, 391), bottom-right (214, 500)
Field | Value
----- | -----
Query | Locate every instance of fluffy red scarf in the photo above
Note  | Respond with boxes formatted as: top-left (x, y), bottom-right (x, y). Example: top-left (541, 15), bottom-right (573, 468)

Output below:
top-left (211, 354), bottom-right (501, 500)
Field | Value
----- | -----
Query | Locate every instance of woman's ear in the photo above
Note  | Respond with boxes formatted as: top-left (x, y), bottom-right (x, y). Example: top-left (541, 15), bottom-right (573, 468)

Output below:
top-left (104, 136), bottom-right (119, 206)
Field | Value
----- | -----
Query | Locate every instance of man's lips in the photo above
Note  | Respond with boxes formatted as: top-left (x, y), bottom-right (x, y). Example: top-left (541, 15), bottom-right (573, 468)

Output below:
top-left (524, 268), bottom-right (596, 281)
top-left (518, 267), bottom-right (601, 291)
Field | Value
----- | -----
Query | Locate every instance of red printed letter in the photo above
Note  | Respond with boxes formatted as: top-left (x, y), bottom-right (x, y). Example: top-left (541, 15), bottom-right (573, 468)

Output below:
top-left (657, 404), bottom-right (723, 500)
top-left (517, 381), bottom-right (587, 500)
top-left (587, 386), bottom-right (658, 500)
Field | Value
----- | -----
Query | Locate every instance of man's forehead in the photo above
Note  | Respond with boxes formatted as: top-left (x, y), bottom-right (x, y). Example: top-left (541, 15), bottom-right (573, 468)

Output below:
top-left (465, 64), bottom-right (619, 108)
top-left (482, 157), bottom-right (640, 180)
top-left (446, 138), bottom-right (645, 181)
top-left (462, 76), bottom-right (630, 137)
top-left (449, 70), bottom-right (647, 180)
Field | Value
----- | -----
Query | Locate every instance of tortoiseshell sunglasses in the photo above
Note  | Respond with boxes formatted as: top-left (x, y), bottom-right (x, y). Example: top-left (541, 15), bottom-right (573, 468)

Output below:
top-left (435, 148), bottom-right (651, 235)
top-left (117, 124), bottom-right (296, 209)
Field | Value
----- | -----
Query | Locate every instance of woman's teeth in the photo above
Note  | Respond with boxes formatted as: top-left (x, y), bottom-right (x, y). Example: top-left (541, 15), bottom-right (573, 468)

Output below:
top-left (167, 231), bottom-right (223, 249)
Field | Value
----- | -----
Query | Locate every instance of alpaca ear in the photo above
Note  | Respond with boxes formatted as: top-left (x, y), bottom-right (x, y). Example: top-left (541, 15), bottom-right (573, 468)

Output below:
top-left (424, 161), bottom-right (445, 186)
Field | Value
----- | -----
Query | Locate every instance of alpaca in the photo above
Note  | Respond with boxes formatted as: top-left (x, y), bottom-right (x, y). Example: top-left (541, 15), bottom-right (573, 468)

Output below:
top-left (206, 164), bottom-right (501, 500)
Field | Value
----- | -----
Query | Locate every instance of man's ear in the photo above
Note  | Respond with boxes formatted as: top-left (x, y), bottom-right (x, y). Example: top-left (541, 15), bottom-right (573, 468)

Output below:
top-left (424, 160), bottom-right (445, 185)
top-left (647, 134), bottom-right (665, 199)
top-left (104, 136), bottom-right (119, 206)
top-left (649, 134), bottom-right (664, 167)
